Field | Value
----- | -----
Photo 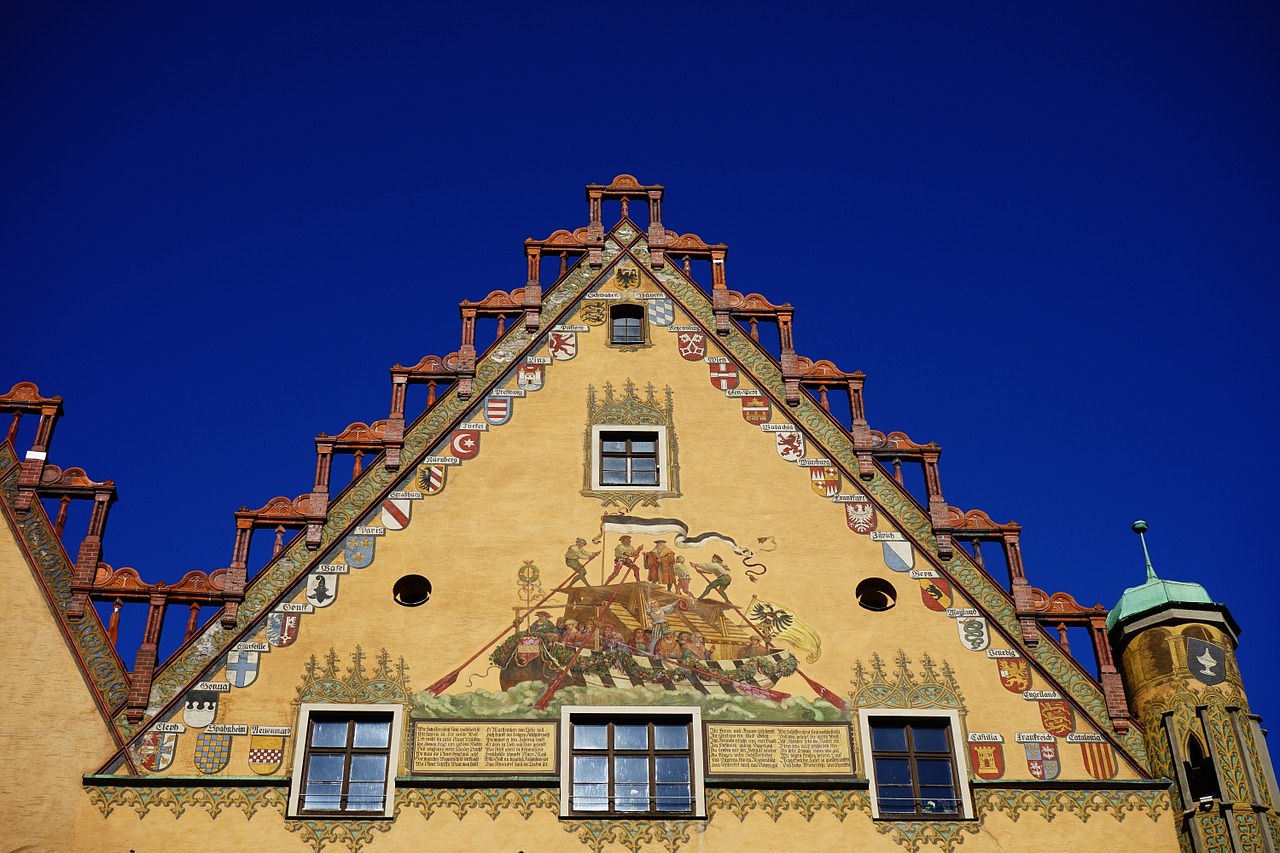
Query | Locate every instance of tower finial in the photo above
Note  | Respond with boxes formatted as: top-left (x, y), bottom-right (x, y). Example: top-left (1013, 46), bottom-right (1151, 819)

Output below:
top-left (1132, 520), bottom-right (1158, 581)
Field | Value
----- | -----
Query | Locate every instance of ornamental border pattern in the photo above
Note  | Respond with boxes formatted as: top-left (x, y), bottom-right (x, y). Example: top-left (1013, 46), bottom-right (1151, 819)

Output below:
top-left (84, 784), bottom-right (1170, 853)
top-left (0, 445), bottom-right (132, 711)
top-left (630, 239), bottom-right (1149, 767)
top-left (135, 241), bottom-right (626, 723)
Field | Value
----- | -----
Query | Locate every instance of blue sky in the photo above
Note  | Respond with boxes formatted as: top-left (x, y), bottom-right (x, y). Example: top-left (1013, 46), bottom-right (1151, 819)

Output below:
top-left (3, 3), bottom-right (1278, 722)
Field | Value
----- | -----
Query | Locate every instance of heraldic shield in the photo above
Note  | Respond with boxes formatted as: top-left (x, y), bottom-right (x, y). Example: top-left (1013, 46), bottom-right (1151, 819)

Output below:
top-left (1025, 741), bottom-right (1060, 780)
top-left (267, 612), bottom-right (299, 647)
top-left (845, 500), bottom-right (876, 533)
top-left (919, 576), bottom-right (952, 611)
top-left (307, 574), bottom-right (338, 608)
top-left (775, 431), bottom-right (805, 462)
top-left (741, 395), bottom-right (770, 424)
top-left (548, 331), bottom-right (577, 360)
top-left (648, 297), bottom-right (675, 326)
top-left (417, 463), bottom-right (447, 495)
top-left (810, 466), bottom-right (840, 498)
top-left (1039, 699), bottom-right (1074, 736)
top-left (1080, 741), bottom-right (1117, 780)
top-left (677, 330), bottom-right (706, 361)
top-left (248, 735), bottom-right (285, 775)
top-left (997, 658), bottom-right (1031, 693)
top-left (956, 615), bottom-right (990, 651)
top-left (136, 731), bottom-right (177, 772)
top-left (881, 539), bottom-right (914, 572)
top-left (225, 649), bottom-right (260, 687)
top-left (1188, 637), bottom-right (1228, 686)
top-left (183, 689), bottom-right (219, 728)
top-left (709, 362), bottom-right (739, 390)
top-left (451, 429), bottom-right (480, 460)
top-left (345, 534), bottom-right (375, 568)
top-left (195, 732), bottom-right (232, 774)
top-left (484, 395), bottom-right (512, 425)
top-left (969, 742), bottom-right (1004, 780)
top-left (382, 497), bottom-right (411, 530)
top-left (517, 363), bottom-right (544, 391)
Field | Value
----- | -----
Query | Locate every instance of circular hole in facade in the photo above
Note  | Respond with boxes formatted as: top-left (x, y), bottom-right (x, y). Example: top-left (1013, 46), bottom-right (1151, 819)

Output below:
top-left (393, 574), bottom-right (432, 607)
top-left (856, 578), bottom-right (897, 612)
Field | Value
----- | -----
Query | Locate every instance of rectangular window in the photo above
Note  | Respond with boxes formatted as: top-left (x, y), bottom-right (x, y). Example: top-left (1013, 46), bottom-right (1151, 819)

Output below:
top-left (610, 304), bottom-right (647, 345)
top-left (561, 706), bottom-right (704, 818)
top-left (859, 709), bottom-right (972, 819)
top-left (289, 703), bottom-right (403, 818)
top-left (600, 431), bottom-right (659, 486)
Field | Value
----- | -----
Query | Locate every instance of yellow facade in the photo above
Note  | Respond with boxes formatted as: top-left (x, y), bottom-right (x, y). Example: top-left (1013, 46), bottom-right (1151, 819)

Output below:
top-left (5, 182), bottom-right (1274, 851)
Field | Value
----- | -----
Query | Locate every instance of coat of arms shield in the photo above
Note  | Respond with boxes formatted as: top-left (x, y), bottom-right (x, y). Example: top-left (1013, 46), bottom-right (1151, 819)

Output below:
top-left (344, 534), bottom-right (375, 568)
top-left (1039, 699), bottom-right (1074, 736)
top-left (775, 431), bottom-right (805, 462)
top-left (266, 612), bottom-right (300, 647)
top-left (845, 500), bottom-right (876, 533)
top-left (183, 689), bottom-right (219, 728)
top-left (881, 539), bottom-right (914, 572)
top-left (1080, 742), bottom-right (1117, 780)
top-left (194, 732), bottom-right (233, 775)
top-left (580, 300), bottom-right (608, 326)
top-left (548, 331), bottom-right (577, 360)
top-left (381, 497), bottom-right (411, 531)
top-left (451, 429), bottom-right (480, 460)
top-left (1188, 637), bottom-right (1227, 686)
top-left (920, 577), bottom-right (952, 611)
top-left (677, 331), bottom-right (706, 361)
top-left (306, 574), bottom-right (338, 608)
top-left (248, 735), bottom-right (286, 775)
top-left (225, 649), bottom-right (260, 688)
top-left (997, 657), bottom-right (1032, 693)
top-left (136, 731), bottom-right (178, 772)
top-left (956, 616), bottom-right (990, 651)
top-left (417, 464), bottom-right (447, 495)
top-left (742, 395), bottom-right (771, 424)
top-left (969, 742), bottom-right (1004, 780)
top-left (710, 363), bottom-right (739, 390)
top-left (484, 396), bottom-right (512, 425)
top-left (810, 466), bottom-right (840, 497)
top-left (1025, 741), bottom-right (1060, 780)
top-left (648, 297), bottom-right (675, 326)
top-left (517, 363), bottom-right (544, 391)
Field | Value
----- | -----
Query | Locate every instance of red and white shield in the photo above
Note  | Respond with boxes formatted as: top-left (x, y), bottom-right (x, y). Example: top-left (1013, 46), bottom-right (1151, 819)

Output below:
top-left (677, 331), bottom-right (706, 361)
top-left (267, 612), bottom-right (299, 647)
top-left (517, 364), bottom-right (544, 391)
top-left (710, 363), bottom-right (739, 390)
top-left (549, 332), bottom-right (577, 360)
top-left (136, 731), bottom-right (177, 772)
top-left (382, 497), bottom-right (411, 531)
top-left (810, 466), bottom-right (840, 497)
top-left (997, 658), bottom-right (1032, 693)
top-left (845, 500), bottom-right (877, 534)
top-left (742, 395), bottom-right (771, 424)
top-left (417, 464), bottom-right (447, 495)
top-left (969, 742), bottom-right (1004, 780)
top-left (1039, 700), bottom-right (1074, 736)
top-left (451, 429), bottom-right (480, 460)
top-left (775, 431), bottom-right (804, 462)
top-left (485, 397), bottom-right (512, 425)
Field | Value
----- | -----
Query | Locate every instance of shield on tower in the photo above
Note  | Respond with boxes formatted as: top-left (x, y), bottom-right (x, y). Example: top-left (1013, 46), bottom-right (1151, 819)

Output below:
top-left (810, 466), bottom-right (840, 497)
top-left (517, 363), bottom-right (544, 391)
top-left (225, 649), bottom-right (260, 688)
top-left (306, 574), bottom-right (338, 608)
top-left (417, 464), bottom-right (447, 495)
top-left (775, 431), bottom-right (805, 462)
top-left (136, 731), bottom-right (178, 772)
top-left (845, 500), bottom-right (876, 534)
top-left (195, 732), bottom-right (233, 775)
top-left (344, 534), bottom-right (375, 568)
top-left (248, 735), bottom-right (286, 775)
top-left (484, 396), bottom-right (512, 426)
top-left (451, 429), bottom-right (480, 460)
top-left (742, 395), bottom-right (771, 424)
top-left (968, 742), bottom-right (1004, 780)
top-left (1025, 741), bottom-right (1060, 780)
top-left (266, 612), bottom-right (299, 647)
top-left (1039, 700), bottom-right (1074, 736)
top-left (997, 657), bottom-right (1032, 693)
top-left (881, 539), bottom-right (914, 572)
top-left (920, 577), bottom-right (952, 611)
top-left (548, 331), bottom-right (577, 360)
top-left (648, 297), bottom-right (675, 326)
top-left (1187, 637), bottom-right (1227, 686)
top-left (710, 363), bottom-right (739, 390)
top-left (183, 689), bottom-right (219, 728)
top-left (381, 497), bottom-right (411, 531)
top-left (1080, 742), bottom-right (1117, 780)
top-left (677, 331), bottom-right (706, 361)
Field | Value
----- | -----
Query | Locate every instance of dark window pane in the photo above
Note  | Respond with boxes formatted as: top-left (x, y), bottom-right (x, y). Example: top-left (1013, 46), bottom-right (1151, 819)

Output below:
top-left (912, 726), bottom-right (949, 753)
top-left (311, 720), bottom-right (348, 748)
top-left (877, 785), bottom-right (916, 813)
top-left (654, 725), bottom-right (689, 750)
top-left (631, 470), bottom-right (658, 485)
top-left (353, 720), bottom-right (391, 748)
top-left (656, 783), bottom-right (691, 811)
top-left (916, 758), bottom-right (954, 786)
top-left (875, 757), bottom-right (912, 785)
top-left (871, 724), bottom-right (908, 752)
top-left (656, 757), bottom-right (690, 783)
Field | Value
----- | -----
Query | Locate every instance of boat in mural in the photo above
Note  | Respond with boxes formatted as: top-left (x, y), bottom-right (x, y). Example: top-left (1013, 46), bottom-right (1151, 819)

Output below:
top-left (491, 582), bottom-right (799, 698)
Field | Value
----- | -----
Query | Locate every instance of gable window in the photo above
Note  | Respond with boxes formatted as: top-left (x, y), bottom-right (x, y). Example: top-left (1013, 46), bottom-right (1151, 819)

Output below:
top-left (590, 426), bottom-right (668, 491)
top-left (288, 702), bottom-right (403, 818)
top-left (610, 304), bottom-right (647, 346)
top-left (560, 706), bottom-right (704, 818)
top-left (859, 709), bottom-right (972, 819)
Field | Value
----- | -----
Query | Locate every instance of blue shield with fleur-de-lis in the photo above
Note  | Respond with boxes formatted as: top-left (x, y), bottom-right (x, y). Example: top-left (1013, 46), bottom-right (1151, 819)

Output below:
top-left (345, 535), bottom-right (375, 568)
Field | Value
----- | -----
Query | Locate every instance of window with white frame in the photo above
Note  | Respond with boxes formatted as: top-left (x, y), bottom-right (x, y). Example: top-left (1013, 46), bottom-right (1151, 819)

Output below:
top-left (858, 708), bottom-right (972, 819)
top-left (589, 426), bottom-right (668, 491)
top-left (289, 702), bottom-right (403, 818)
top-left (610, 304), bottom-right (648, 346)
top-left (560, 706), bottom-right (704, 818)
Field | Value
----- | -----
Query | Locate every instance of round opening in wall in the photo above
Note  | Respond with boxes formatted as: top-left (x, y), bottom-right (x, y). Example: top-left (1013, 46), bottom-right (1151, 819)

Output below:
top-left (856, 578), bottom-right (897, 612)
top-left (393, 574), bottom-right (432, 607)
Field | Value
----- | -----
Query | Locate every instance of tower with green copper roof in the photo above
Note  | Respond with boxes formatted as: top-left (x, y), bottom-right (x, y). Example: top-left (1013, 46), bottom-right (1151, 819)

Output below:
top-left (1108, 521), bottom-right (1278, 852)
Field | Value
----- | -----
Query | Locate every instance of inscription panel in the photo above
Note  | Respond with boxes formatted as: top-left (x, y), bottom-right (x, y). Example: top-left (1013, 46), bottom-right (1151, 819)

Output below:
top-left (706, 723), bottom-right (854, 776)
top-left (411, 721), bottom-right (558, 774)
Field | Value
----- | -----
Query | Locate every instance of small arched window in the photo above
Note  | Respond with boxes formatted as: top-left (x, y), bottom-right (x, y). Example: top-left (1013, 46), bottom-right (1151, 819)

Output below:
top-left (1185, 734), bottom-right (1220, 803)
top-left (610, 304), bottom-right (646, 345)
